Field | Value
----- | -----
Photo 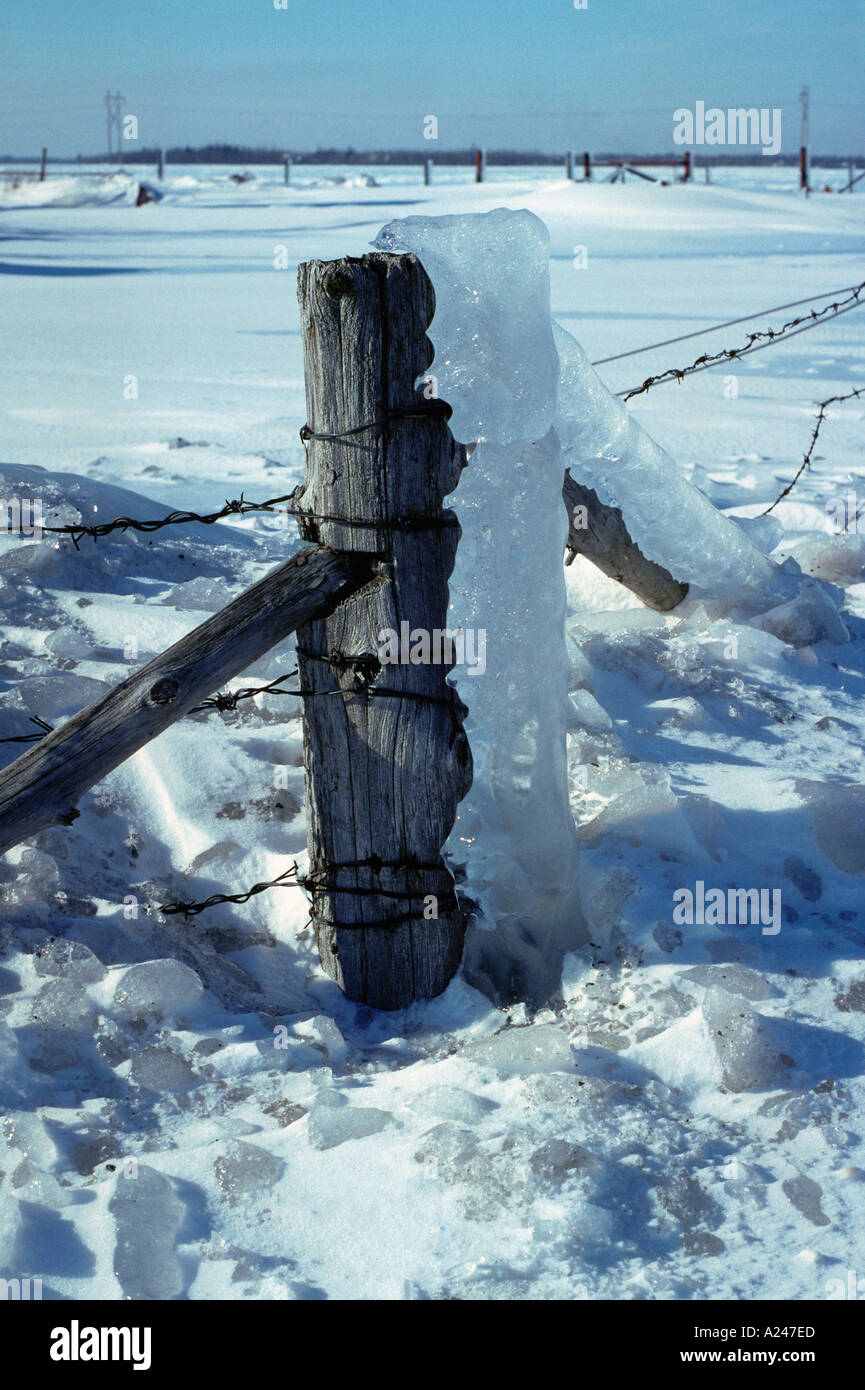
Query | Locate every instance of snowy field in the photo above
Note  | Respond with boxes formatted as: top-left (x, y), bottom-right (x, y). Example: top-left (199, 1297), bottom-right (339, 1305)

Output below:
top-left (0, 162), bottom-right (864, 1301)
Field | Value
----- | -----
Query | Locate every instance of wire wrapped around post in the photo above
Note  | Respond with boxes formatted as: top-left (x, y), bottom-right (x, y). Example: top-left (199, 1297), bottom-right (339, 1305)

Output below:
top-left (294, 251), bottom-right (472, 1010)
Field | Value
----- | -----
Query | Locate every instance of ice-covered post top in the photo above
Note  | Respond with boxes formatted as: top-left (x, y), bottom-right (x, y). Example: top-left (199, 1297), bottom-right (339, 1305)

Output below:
top-left (377, 210), bottom-right (558, 445)
top-left (375, 210), bottom-right (587, 1004)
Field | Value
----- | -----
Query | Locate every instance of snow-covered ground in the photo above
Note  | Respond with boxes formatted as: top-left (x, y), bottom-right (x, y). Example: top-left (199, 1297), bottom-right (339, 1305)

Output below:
top-left (0, 164), bottom-right (863, 1301)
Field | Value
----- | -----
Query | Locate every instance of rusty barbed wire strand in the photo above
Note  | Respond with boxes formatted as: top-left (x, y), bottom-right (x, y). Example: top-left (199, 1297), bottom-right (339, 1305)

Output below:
top-left (0, 676), bottom-right (300, 750)
top-left (188, 670), bottom-right (299, 714)
top-left (0, 665), bottom-right (464, 753)
top-left (762, 386), bottom-right (865, 515)
top-left (40, 402), bottom-right (453, 548)
top-left (617, 281), bottom-right (865, 400)
top-left (161, 862), bottom-right (303, 917)
top-left (160, 852), bottom-right (455, 920)
top-left (42, 491), bottom-right (297, 549)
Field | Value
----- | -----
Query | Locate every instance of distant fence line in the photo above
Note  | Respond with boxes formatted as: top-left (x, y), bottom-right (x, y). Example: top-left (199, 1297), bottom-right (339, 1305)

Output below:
top-left (3, 150), bottom-right (860, 190)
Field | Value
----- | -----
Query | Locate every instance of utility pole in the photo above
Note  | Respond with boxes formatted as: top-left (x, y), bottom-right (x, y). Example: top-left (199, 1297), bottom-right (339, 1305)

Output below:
top-left (104, 91), bottom-right (124, 163)
top-left (799, 86), bottom-right (810, 195)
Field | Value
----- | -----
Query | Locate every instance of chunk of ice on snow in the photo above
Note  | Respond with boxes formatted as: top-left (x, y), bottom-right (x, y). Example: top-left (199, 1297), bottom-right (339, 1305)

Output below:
top-left (109, 1164), bottom-right (184, 1299)
top-left (114, 959), bottom-right (204, 1018)
top-left (702, 987), bottom-right (786, 1093)
top-left (213, 1140), bottom-right (285, 1203)
top-left (681, 963), bottom-right (774, 1002)
top-left (306, 1103), bottom-right (392, 1150)
top-left (406, 1085), bottom-right (498, 1123)
top-left (30, 979), bottom-right (98, 1034)
top-left (2, 1111), bottom-right (58, 1168)
top-left (462, 1023), bottom-right (575, 1076)
top-left (33, 938), bottom-right (105, 984)
top-left (130, 1046), bottom-right (199, 1092)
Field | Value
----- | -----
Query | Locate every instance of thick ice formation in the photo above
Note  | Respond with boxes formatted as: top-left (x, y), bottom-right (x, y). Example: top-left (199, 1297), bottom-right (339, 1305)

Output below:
top-left (553, 326), bottom-right (776, 598)
top-left (375, 207), bottom-right (848, 1003)
top-left (376, 210), bottom-right (586, 1004)
top-left (553, 325), bottom-right (846, 635)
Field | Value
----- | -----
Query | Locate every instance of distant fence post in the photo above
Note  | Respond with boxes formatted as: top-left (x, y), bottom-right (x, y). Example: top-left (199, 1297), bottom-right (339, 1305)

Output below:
top-left (157, 148), bottom-right (164, 180)
top-left (295, 252), bottom-right (472, 1009)
top-left (424, 158), bottom-right (433, 186)
top-left (683, 151), bottom-right (692, 181)
top-left (475, 147), bottom-right (485, 182)
top-left (39, 148), bottom-right (47, 181)
top-left (799, 144), bottom-right (809, 194)
top-left (566, 151), bottom-right (574, 180)
top-left (583, 151), bottom-right (591, 180)
top-left (284, 156), bottom-right (292, 186)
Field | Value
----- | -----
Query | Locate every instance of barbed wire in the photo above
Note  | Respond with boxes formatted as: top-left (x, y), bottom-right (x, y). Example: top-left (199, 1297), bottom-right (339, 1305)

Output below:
top-left (42, 491), bottom-right (298, 549)
top-left (0, 675), bottom-right (301, 749)
top-left (0, 663), bottom-right (464, 753)
top-left (8, 282), bottom-right (853, 551)
top-left (618, 280), bottom-right (865, 400)
top-left (591, 281), bottom-right (865, 367)
top-left (161, 862), bottom-right (303, 917)
top-left (40, 404), bottom-right (453, 548)
top-left (160, 853), bottom-right (455, 920)
top-left (189, 670), bottom-right (298, 714)
top-left (762, 386), bottom-right (865, 515)
top-left (0, 715), bottom-right (53, 745)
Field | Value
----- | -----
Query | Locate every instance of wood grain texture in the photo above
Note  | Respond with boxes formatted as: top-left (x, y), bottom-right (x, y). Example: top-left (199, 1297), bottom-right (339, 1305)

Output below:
top-left (563, 470), bottom-right (689, 612)
top-left (296, 252), bottom-right (471, 1010)
top-left (0, 545), bottom-right (376, 857)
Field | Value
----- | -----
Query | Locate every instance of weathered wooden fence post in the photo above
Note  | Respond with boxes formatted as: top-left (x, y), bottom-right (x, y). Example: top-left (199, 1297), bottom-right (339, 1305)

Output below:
top-left (294, 252), bottom-right (472, 1010)
top-left (583, 151), bottom-right (591, 180)
top-left (284, 157), bottom-right (292, 187)
top-left (566, 151), bottom-right (574, 180)
top-left (424, 158), bottom-right (433, 186)
top-left (157, 148), bottom-right (164, 180)
top-left (475, 148), bottom-right (485, 182)
top-left (39, 148), bottom-right (47, 181)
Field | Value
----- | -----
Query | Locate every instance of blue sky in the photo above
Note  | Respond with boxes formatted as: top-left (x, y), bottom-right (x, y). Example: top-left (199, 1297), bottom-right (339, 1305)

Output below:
top-left (2, 0), bottom-right (862, 156)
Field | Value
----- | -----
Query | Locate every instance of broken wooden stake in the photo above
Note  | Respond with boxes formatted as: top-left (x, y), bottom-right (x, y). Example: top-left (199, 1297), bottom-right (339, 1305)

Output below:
top-left (563, 470), bottom-right (689, 612)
